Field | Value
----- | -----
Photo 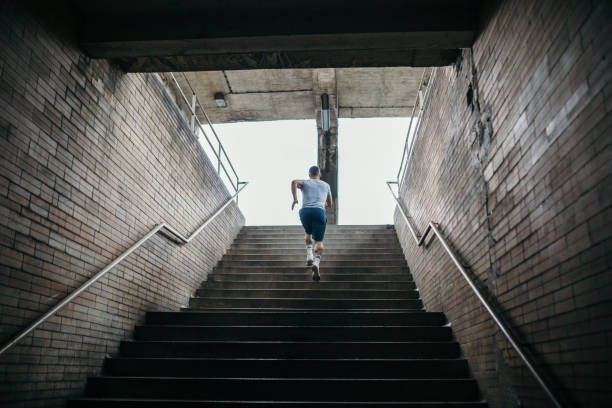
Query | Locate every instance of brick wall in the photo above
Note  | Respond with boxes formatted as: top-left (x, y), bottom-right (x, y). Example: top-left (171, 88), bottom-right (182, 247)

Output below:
top-left (0, 4), bottom-right (245, 407)
top-left (395, 0), bottom-right (611, 406)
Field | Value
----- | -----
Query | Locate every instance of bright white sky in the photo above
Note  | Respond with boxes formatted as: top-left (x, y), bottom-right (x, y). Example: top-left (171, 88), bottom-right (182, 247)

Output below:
top-left (203, 118), bottom-right (411, 225)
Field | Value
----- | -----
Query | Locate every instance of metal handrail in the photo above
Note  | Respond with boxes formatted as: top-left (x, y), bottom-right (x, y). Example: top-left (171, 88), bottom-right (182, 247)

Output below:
top-left (168, 73), bottom-right (240, 192)
top-left (397, 67), bottom-right (438, 188)
top-left (0, 182), bottom-right (248, 358)
top-left (396, 68), bottom-right (427, 182)
top-left (386, 181), bottom-right (562, 408)
top-left (179, 73), bottom-right (240, 182)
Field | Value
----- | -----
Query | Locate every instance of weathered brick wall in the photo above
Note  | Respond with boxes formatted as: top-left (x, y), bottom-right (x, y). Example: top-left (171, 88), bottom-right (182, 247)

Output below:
top-left (395, 0), bottom-right (611, 406)
top-left (0, 4), bottom-right (245, 407)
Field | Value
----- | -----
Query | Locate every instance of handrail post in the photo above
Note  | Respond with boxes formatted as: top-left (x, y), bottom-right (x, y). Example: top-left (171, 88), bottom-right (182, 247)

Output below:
top-left (396, 68), bottom-right (427, 183)
top-left (385, 180), bottom-right (563, 408)
top-left (217, 140), bottom-right (222, 175)
top-left (190, 93), bottom-right (197, 133)
top-left (399, 68), bottom-right (437, 190)
top-left (236, 181), bottom-right (247, 206)
top-left (168, 73), bottom-right (241, 194)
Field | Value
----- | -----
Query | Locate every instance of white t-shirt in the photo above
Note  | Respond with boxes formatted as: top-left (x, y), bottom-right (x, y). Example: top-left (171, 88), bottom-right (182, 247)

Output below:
top-left (301, 179), bottom-right (331, 210)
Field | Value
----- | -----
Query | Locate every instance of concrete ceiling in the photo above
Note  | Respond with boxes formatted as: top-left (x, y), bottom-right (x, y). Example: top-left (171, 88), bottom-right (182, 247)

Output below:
top-left (167, 67), bottom-right (426, 124)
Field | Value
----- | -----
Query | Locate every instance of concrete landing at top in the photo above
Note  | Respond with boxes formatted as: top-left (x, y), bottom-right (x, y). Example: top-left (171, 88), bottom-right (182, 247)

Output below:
top-left (166, 67), bottom-right (428, 123)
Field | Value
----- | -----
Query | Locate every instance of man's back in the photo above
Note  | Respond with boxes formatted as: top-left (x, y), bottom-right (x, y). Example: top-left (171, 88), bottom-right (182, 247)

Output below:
top-left (301, 179), bottom-right (331, 210)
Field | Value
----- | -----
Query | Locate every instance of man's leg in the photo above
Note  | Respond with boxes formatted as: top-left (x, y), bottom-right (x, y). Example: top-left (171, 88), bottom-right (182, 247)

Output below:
top-left (310, 210), bottom-right (326, 281)
top-left (313, 241), bottom-right (324, 262)
top-left (311, 240), bottom-right (324, 281)
top-left (305, 234), bottom-right (314, 265)
top-left (299, 208), bottom-right (314, 266)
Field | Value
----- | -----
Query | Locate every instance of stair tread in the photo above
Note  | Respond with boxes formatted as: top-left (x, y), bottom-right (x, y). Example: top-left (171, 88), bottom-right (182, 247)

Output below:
top-left (204, 280), bottom-right (411, 282)
top-left (191, 297), bottom-right (417, 300)
top-left (91, 376), bottom-right (475, 381)
top-left (169, 311), bottom-right (434, 314)
top-left (213, 267), bottom-right (408, 269)
top-left (72, 397), bottom-right (486, 404)
top-left (108, 357), bottom-right (463, 361)
top-left (182, 308), bottom-right (426, 311)
top-left (197, 288), bottom-right (415, 291)
top-left (164, 310), bottom-right (439, 320)
top-left (229, 247), bottom-right (402, 249)
top-left (85, 377), bottom-right (479, 400)
top-left (226, 252), bottom-right (403, 254)
top-left (139, 325), bottom-right (444, 328)
top-left (203, 281), bottom-right (413, 284)
top-left (124, 340), bottom-right (457, 344)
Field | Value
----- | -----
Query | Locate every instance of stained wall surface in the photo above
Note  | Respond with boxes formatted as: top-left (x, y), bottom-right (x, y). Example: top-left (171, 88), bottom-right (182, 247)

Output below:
top-left (166, 67), bottom-right (426, 123)
top-left (0, 4), bottom-right (244, 406)
top-left (395, 0), bottom-right (611, 406)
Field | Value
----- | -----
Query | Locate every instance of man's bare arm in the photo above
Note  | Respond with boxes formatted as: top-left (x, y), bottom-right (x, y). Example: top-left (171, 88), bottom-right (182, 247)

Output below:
top-left (325, 194), bottom-right (333, 208)
top-left (291, 180), bottom-right (303, 210)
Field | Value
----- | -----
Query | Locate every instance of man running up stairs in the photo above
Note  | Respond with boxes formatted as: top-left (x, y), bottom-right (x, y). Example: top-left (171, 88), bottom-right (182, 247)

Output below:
top-left (291, 165), bottom-right (333, 282)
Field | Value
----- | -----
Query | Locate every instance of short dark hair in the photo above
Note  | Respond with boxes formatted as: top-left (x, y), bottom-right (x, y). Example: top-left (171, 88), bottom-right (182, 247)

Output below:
top-left (309, 166), bottom-right (320, 176)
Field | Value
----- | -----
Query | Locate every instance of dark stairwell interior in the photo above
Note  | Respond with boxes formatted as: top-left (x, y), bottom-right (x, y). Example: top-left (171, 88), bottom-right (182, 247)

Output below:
top-left (0, 1), bottom-right (611, 408)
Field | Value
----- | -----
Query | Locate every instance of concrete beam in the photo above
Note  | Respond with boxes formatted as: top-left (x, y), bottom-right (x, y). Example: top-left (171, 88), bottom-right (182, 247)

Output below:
top-left (113, 49), bottom-right (460, 72)
top-left (71, 0), bottom-right (481, 71)
top-left (82, 32), bottom-right (478, 59)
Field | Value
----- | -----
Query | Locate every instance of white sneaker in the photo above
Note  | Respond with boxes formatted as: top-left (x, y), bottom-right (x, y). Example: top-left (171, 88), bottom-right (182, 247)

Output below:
top-left (311, 263), bottom-right (320, 281)
top-left (306, 252), bottom-right (314, 266)
top-left (312, 257), bottom-right (321, 281)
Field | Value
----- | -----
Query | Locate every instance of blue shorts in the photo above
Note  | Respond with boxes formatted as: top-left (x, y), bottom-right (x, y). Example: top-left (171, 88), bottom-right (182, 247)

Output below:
top-left (299, 207), bottom-right (327, 242)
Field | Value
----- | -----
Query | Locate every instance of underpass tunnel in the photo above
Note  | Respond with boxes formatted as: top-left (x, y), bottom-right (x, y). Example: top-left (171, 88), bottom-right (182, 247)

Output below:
top-left (1, 1), bottom-right (611, 407)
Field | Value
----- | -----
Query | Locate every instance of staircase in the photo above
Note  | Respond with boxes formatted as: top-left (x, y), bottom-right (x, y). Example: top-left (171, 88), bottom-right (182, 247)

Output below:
top-left (69, 225), bottom-right (487, 407)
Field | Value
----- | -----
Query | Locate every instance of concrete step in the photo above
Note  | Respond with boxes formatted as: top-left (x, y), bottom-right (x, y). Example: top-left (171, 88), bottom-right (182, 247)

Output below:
top-left (146, 311), bottom-right (445, 326)
top-left (69, 399), bottom-right (486, 408)
top-left (103, 358), bottom-right (469, 378)
top-left (235, 231), bottom-right (397, 243)
top-left (236, 232), bottom-right (397, 239)
top-left (233, 235), bottom-right (399, 240)
top-left (181, 308), bottom-right (426, 312)
top-left (69, 399), bottom-right (487, 408)
top-left (201, 280), bottom-right (416, 290)
top-left (226, 248), bottom-right (404, 255)
top-left (217, 260), bottom-right (406, 267)
top-left (188, 297), bottom-right (423, 310)
top-left (119, 340), bottom-right (462, 359)
top-left (238, 231), bottom-right (396, 236)
top-left (134, 325), bottom-right (452, 342)
top-left (194, 288), bottom-right (419, 299)
top-left (242, 225), bottom-right (394, 231)
top-left (240, 223), bottom-right (395, 232)
top-left (213, 265), bottom-right (409, 271)
top-left (232, 238), bottom-right (399, 245)
top-left (85, 377), bottom-right (479, 401)
top-left (221, 254), bottom-right (405, 261)
top-left (229, 244), bottom-right (402, 250)
top-left (207, 273), bottom-right (413, 282)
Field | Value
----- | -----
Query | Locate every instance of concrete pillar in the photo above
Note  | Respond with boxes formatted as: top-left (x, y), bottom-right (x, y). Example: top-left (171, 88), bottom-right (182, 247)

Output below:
top-left (313, 69), bottom-right (338, 224)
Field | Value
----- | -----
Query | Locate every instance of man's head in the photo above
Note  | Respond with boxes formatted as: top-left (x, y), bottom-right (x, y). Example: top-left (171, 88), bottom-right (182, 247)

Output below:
top-left (308, 165), bottom-right (321, 179)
